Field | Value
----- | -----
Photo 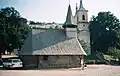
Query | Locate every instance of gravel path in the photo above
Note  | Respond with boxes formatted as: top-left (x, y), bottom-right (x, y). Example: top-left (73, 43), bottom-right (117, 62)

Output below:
top-left (0, 65), bottom-right (120, 76)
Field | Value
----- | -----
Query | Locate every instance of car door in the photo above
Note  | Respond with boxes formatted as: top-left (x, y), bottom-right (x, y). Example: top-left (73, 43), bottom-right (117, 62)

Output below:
top-left (13, 59), bottom-right (20, 67)
top-left (3, 59), bottom-right (12, 67)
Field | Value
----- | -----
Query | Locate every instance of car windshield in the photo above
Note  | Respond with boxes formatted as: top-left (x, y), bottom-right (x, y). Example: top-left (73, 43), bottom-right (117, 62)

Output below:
top-left (13, 59), bottom-right (21, 62)
top-left (4, 60), bottom-right (12, 63)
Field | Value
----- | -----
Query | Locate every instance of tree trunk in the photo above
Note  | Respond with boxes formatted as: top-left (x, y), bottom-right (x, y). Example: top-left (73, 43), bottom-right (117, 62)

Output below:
top-left (0, 46), bottom-right (5, 59)
top-left (0, 53), bottom-right (2, 60)
top-left (0, 47), bottom-right (2, 60)
top-left (118, 58), bottom-right (120, 65)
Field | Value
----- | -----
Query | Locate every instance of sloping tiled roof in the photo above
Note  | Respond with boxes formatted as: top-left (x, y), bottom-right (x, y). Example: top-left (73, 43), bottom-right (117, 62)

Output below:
top-left (20, 28), bottom-right (86, 55)
top-left (20, 31), bottom-right (33, 55)
top-left (33, 38), bottom-right (86, 55)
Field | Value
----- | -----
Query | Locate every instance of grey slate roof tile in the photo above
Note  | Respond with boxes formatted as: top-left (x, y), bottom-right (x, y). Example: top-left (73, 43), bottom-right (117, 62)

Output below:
top-left (20, 28), bottom-right (87, 55)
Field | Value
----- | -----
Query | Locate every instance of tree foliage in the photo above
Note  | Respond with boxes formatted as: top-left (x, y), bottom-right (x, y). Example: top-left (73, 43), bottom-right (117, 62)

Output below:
top-left (0, 7), bottom-right (30, 55)
top-left (108, 47), bottom-right (120, 60)
top-left (79, 40), bottom-right (90, 55)
top-left (89, 12), bottom-right (120, 54)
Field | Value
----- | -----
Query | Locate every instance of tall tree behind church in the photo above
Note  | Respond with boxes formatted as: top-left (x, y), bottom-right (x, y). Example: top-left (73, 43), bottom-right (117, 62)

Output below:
top-left (0, 7), bottom-right (30, 58)
top-left (89, 12), bottom-right (120, 54)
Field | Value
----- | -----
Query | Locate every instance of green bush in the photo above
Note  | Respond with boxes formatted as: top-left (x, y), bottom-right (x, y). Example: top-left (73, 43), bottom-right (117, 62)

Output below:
top-left (95, 60), bottom-right (106, 64)
top-left (85, 60), bottom-right (95, 64)
top-left (85, 60), bottom-right (106, 64)
top-left (108, 47), bottom-right (120, 60)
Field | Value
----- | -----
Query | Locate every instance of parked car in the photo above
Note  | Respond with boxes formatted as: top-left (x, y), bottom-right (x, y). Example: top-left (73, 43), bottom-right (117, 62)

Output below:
top-left (3, 59), bottom-right (23, 69)
top-left (0, 60), bottom-right (3, 65)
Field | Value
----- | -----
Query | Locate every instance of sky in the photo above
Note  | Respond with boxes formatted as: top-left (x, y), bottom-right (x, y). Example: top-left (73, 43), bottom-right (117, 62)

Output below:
top-left (0, 0), bottom-right (120, 23)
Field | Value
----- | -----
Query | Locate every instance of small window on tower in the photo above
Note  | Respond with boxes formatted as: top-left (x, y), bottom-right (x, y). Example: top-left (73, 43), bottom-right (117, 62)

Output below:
top-left (83, 25), bottom-right (85, 27)
top-left (82, 15), bottom-right (85, 20)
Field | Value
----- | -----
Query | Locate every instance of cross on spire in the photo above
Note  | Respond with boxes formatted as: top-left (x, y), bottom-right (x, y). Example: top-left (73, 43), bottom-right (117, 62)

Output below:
top-left (79, 0), bottom-right (85, 10)
top-left (76, 3), bottom-right (78, 11)
top-left (69, 0), bottom-right (70, 5)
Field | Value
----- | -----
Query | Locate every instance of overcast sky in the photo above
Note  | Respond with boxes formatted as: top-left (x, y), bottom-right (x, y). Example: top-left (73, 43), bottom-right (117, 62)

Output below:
top-left (0, 0), bottom-right (119, 23)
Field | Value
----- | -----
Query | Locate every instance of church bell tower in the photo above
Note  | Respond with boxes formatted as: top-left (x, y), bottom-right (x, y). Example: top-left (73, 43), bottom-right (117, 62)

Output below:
top-left (75, 0), bottom-right (91, 55)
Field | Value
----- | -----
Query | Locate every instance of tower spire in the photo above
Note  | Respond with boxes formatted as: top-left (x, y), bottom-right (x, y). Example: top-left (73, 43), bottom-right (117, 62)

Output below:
top-left (63, 5), bottom-right (77, 28)
top-left (79, 0), bottom-right (85, 10)
top-left (76, 3), bottom-right (78, 12)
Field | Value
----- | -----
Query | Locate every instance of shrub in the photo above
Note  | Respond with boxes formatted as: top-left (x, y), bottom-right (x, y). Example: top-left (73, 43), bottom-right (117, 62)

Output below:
top-left (108, 47), bottom-right (120, 60)
top-left (85, 60), bottom-right (106, 64)
top-left (85, 60), bottom-right (95, 64)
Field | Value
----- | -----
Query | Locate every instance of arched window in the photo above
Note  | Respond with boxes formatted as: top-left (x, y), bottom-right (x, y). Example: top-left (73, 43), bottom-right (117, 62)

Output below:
top-left (82, 15), bottom-right (85, 20)
top-left (83, 25), bottom-right (85, 27)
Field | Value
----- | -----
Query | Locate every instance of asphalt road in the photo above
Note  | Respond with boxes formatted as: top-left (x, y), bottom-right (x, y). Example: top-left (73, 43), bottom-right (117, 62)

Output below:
top-left (0, 65), bottom-right (120, 76)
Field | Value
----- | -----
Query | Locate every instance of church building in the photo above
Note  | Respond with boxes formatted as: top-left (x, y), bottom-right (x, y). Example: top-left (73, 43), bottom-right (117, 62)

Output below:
top-left (19, 0), bottom-right (90, 68)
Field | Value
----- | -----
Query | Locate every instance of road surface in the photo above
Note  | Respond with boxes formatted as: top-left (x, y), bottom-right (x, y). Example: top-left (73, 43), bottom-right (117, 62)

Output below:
top-left (0, 65), bottom-right (120, 76)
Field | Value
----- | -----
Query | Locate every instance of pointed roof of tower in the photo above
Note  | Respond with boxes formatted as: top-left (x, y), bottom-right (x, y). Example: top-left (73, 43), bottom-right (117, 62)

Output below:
top-left (79, 0), bottom-right (86, 10)
top-left (76, 3), bottom-right (78, 11)
top-left (63, 4), bottom-right (77, 28)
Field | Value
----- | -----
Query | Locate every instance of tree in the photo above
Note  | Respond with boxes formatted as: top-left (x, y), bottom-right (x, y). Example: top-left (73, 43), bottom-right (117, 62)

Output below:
top-left (89, 12), bottom-right (120, 54)
top-left (29, 21), bottom-right (36, 24)
top-left (49, 26), bottom-right (54, 29)
top-left (108, 47), bottom-right (120, 60)
top-left (79, 40), bottom-right (90, 55)
top-left (0, 7), bottom-right (30, 58)
top-left (55, 26), bottom-right (59, 29)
